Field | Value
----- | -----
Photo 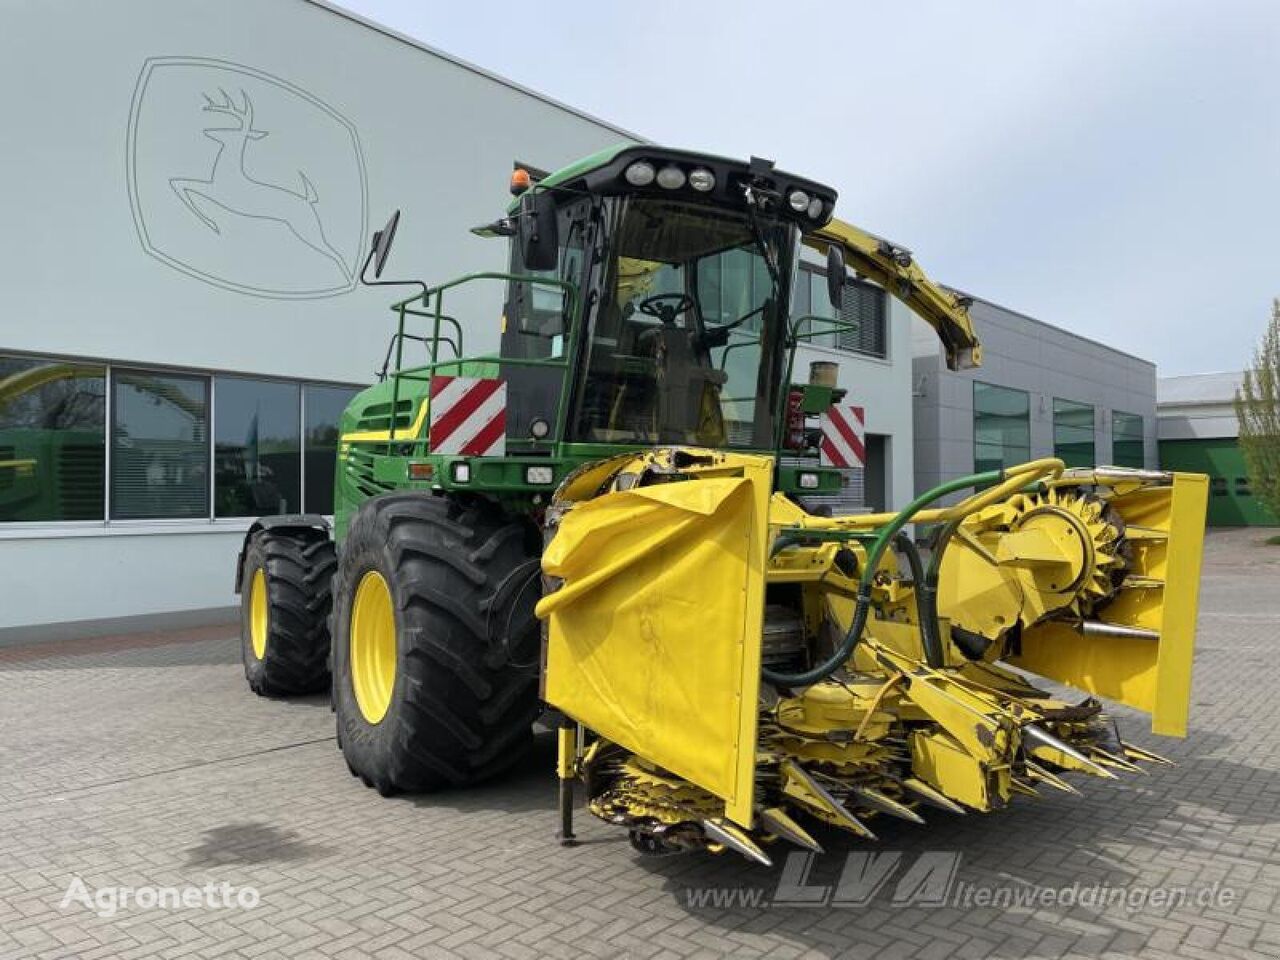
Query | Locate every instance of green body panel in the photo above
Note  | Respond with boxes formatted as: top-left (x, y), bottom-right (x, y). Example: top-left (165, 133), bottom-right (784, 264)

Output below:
top-left (1159, 438), bottom-right (1277, 526)
top-left (334, 374), bottom-right (842, 540)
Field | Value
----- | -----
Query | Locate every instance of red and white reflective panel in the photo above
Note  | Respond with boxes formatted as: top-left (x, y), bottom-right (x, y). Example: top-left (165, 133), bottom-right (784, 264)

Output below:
top-left (820, 404), bottom-right (866, 468)
top-left (428, 376), bottom-right (507, 456)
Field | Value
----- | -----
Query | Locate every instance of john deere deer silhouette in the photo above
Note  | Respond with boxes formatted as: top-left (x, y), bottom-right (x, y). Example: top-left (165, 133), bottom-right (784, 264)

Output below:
top-left (169, 89), bottom-right (351, 281)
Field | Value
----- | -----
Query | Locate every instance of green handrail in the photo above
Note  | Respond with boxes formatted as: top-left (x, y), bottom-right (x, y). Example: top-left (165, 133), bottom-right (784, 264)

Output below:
top-left (384, 272), bottom-right (581, 450)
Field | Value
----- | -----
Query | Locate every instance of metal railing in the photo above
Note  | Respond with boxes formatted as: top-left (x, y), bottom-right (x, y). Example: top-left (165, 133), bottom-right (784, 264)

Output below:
top-left (377, 273), bottom-right (581, 452)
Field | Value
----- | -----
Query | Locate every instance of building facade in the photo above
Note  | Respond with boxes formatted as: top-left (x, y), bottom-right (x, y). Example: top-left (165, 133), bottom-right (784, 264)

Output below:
top-left (0, 0), bottom-right (638, 638)
top-left (912, 295), bottom-right (1157, 497)
top-left (1158, 372), bottom-right (1274, 526)
top-left (0, 0), bottom-right (916, 638)
top-left (792, 265), bottom-right (915, 515)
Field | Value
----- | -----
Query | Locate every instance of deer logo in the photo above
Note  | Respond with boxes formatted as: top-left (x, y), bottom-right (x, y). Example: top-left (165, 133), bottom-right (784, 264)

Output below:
top-left (169, 88), bottom-right (351, 282)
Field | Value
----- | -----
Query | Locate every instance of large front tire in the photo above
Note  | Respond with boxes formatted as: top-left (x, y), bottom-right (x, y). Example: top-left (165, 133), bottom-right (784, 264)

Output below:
top-left (333, 493), bottom-right (541, 794)
top-left (240, 529), bottom-right (337, 696)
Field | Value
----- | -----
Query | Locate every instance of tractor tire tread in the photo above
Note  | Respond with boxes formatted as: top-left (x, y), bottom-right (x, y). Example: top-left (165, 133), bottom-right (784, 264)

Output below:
top-left (334, 494), bottom-right (540, 791)
top-left (241, 529), bottom-right (336, 696)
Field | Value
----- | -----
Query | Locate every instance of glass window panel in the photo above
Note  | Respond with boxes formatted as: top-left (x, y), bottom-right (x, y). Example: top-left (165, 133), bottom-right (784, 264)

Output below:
top-left (574, 196), bottom-right (795, 449)
top-left (973, 381), bottom-right (1030, 472)
top-left (1053, 398), bottom-right (1096, 468)
top-left (808, 271), bottom-right (837, 347)
top-left (305, 385), bottom-right (361, 513)
top-left (111, 370), bottom-right (209, 519)
top-left (1111, 410), bottom-right (1145, 468)
top-left (697, 247), bottom-right (759, 329)
top-left (0, 356), bottom-right (105, 521)
top-left (809, 271), bottom-right (835, 319)
top-left (791, 265), bottom-right (812, 317)
top-left (787, 265), bottom-right (813, 340)
top-left (502, 202), bottom-right (588, 363)
top-left (215, 378), bottom-right (300, 518)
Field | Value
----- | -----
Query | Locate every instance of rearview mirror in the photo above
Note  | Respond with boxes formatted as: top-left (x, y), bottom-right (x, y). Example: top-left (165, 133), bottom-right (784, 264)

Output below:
top-left (519, 191), bottom-right (559, 271)
top-left (826, 244), bottom-right (846, 310)
top-left (371, 210), bottom-right (400, 278)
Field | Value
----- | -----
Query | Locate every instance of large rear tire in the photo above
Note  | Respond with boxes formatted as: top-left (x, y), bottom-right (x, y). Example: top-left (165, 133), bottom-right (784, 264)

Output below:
top-left (332, 493), bottom-right (541, 794)
top-left (240, 529), bottom-right (337, 696)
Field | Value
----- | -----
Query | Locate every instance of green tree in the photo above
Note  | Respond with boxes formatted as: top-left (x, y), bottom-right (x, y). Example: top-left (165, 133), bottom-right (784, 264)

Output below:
top-left (1235, 298), bottom-right (1280, 521)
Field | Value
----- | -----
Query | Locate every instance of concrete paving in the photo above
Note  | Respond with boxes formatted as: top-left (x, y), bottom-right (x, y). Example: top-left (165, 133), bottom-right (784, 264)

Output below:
top-left (1, 528), bottom-right (1277, 959)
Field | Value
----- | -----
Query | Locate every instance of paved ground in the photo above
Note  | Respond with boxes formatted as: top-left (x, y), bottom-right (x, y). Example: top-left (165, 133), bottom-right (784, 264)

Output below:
top-left (1, 528), bottom-right (1278, 960)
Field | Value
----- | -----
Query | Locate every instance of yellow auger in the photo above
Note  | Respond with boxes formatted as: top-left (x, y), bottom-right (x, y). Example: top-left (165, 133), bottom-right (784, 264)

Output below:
top-left (537, 449), bottom-right (1206, 863)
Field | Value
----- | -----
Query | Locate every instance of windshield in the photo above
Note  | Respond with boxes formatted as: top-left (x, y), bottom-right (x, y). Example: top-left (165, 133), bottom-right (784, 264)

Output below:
top-left (571, 196), bottom-right (796, 448)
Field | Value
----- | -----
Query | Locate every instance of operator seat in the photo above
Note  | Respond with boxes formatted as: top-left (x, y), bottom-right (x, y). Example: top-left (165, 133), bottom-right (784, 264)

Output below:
top-left (637, 323), bottom-right (727, 443)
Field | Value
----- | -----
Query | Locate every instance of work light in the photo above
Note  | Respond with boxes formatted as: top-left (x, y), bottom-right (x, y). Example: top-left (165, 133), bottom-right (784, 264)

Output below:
top-left (656, 165), bottom-right (686, 189)
top-left (624, 161), bottom-right (656, 186)
top-left (688, 168), bottom-right (715, 192)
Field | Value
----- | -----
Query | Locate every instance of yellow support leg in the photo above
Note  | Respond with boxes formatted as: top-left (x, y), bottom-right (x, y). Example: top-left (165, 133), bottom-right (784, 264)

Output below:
top-left (557, 718), bottom-right (579, 846)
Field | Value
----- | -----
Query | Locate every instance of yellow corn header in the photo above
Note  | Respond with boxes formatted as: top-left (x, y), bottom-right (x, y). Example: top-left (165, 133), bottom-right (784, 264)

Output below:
top-left (537, 449), bottom-right (1206, 862)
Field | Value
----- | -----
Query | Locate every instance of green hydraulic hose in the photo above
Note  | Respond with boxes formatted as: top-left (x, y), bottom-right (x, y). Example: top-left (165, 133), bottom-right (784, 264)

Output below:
top-left (762, 467), bottom-right (1004, 688)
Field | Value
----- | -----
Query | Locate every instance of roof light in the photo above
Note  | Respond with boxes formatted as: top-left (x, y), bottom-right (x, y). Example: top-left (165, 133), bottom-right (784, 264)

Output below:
top-left (807, 196), bottom-right (824, 219)
top-left (688, 168), bottom-right (715, 192)
top-left (788, 189), bottom-right (810, 212)
top-left (656, 165), bottom-right (686, 189)
top-left (624, 161), bottom-right (656, 186)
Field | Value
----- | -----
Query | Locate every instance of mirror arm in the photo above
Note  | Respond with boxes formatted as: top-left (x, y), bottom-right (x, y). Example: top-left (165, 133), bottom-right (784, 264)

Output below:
top-left (358, 245), bottom-right (429, 303)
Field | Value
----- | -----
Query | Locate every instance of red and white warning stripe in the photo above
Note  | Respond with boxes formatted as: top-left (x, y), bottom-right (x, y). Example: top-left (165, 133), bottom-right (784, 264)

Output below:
top-left (820, 404), bottom-right (866, 468)
top-left (428, 376), bottom-right (507, 456)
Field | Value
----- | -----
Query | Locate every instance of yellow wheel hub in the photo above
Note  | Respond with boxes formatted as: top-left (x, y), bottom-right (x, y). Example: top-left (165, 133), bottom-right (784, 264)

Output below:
top-left (249, 568), bottom-right (268, 659)
top-left (350, 570), bottom-right (397, 724)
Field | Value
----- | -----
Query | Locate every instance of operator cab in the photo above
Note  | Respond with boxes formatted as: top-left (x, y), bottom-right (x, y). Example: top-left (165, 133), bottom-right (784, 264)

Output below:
top-left (498, 147), bottom-right (838, 453)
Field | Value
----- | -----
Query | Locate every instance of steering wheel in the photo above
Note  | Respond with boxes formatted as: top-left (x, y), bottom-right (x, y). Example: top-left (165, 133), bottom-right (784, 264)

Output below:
top-left (639, 293), bottom-right (695, 326)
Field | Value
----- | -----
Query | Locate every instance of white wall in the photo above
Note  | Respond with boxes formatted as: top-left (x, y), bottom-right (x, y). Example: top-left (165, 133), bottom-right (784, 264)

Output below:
top-left (0, 530), bottom-right (244, 633)
top-left (0, 0), bottom-right (632, 634)
top-left (0, 0), bottom-right (633, 381)
top-left (1157, 403), bottom-right (1239, 441)
top-left (795, 296), bottom-right (916, 512)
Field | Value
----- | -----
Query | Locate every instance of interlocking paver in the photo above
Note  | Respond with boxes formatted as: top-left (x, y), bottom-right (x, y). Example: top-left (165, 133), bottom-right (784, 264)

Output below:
top-left (1, 528), bottom-right (1277, 959)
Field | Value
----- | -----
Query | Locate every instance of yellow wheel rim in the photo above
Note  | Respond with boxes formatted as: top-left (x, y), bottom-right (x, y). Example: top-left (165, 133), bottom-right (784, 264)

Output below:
top-left (350, 570), bottom-right (397, 724)
top-left (249, 568), bottom-right (268, 660)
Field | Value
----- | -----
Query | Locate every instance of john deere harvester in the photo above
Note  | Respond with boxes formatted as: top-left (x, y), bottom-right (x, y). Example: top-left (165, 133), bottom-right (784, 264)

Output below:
top-left (236, 144), bottom-right (1207, 863)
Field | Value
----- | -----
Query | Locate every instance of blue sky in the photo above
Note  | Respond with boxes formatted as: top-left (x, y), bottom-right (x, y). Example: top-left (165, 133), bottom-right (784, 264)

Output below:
top-left (344, 0), bottom-right (1278, 375)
